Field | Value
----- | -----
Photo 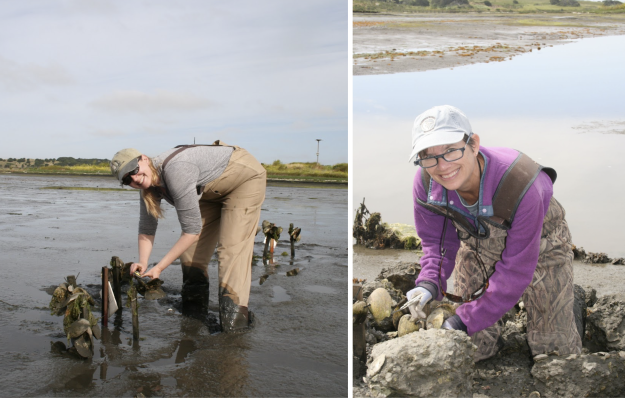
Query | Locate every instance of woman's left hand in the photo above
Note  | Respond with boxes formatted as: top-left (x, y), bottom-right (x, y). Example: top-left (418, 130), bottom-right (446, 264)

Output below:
top-left (142, 266), bottom-right (162, 280)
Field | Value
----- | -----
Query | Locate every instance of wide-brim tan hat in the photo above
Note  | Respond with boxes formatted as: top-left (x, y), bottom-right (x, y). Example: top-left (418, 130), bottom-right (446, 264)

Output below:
top-left (110, 148), bottom-right (142, 183)
top-left (408, 105), bottom-right (472, 162)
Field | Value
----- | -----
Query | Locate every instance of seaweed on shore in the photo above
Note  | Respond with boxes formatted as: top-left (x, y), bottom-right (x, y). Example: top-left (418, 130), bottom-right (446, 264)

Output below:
top-left (353, 199), bottom-right (421, 250)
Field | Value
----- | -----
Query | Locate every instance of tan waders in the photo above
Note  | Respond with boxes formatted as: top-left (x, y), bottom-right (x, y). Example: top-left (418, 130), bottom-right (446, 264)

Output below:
top-left (454, 197), bottom-right (582, 361)
top-left (179, 145), bottom-right (266, 333)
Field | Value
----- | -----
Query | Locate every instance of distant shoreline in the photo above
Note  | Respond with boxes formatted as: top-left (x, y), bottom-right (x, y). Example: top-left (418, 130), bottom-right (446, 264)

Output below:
top-left (0, 170), bottom-right (347, 186)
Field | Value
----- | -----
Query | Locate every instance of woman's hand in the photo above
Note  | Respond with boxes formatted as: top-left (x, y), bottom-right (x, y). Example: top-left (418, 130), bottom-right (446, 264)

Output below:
top-left (130, 263), bottom-right (146, 275)
top-left (142, 266), bottom-right (163, 280)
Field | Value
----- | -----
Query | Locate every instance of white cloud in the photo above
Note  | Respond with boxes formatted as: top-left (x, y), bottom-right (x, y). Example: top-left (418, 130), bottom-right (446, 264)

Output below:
top-left (89, 90), bottom-right (218, 114)
top-left (0, 57), bottom-right (74, 91)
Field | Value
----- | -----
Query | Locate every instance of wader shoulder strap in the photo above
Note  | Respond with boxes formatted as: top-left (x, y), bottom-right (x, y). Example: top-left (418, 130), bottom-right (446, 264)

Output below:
top-left (416, 153), bottom-right (557, 231)
top-left (490, 152), bottom-right (557, 228)
top-left (416, 169), bottom-right (477, 234)
top-left (159, 141), bottom-right (227, 197)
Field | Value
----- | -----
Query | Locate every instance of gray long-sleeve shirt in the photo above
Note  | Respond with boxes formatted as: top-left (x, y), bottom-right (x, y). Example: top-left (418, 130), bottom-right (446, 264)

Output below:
top-left (139, 146), bottom-right (233, 236)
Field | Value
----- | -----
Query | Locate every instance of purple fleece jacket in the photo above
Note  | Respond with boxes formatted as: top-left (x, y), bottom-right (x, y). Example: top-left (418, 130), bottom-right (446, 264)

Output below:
top-left (413, 146), bottom-right (554, 336)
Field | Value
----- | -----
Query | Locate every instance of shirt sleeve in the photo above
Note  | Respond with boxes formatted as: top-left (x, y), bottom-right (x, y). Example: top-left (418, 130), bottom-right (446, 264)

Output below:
top-left (138, 191), bottom-right (160, 236)
top-left (413, 169), bottom-right (461, 300)
top-left (164, 161), bottom-right (203, 235)
top-left (456, 171), bottom-right (553, 336)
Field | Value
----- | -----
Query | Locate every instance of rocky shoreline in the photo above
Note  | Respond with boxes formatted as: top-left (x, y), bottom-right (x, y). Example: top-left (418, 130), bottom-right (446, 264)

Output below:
top-left (353, 262), bottom-right (625, 398)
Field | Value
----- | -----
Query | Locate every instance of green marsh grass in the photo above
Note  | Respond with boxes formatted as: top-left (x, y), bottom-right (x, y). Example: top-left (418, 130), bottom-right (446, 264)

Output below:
top-left (263, 161), bottom-right (347, 181)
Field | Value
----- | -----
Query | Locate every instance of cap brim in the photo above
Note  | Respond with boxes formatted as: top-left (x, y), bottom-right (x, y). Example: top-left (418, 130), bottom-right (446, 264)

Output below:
top-left (116, 157), bottom-right (139, 181)
top-left (408, 131), bottom-right (466, 162)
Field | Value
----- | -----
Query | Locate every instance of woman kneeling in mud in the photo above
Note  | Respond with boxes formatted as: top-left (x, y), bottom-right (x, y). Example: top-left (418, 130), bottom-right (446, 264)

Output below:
top-left (110, 141), bottom-right (266, 333)
top-left (406, 105), bottom-right (581, 361)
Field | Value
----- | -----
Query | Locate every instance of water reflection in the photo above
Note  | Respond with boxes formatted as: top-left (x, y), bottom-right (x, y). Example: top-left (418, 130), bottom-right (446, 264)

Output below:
top-left (354, 35), bottom-right (625, 257)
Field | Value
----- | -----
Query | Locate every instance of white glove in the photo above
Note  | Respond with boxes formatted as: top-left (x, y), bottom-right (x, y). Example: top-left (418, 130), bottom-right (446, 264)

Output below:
top-left (405, 287), bottom-right (432, 321)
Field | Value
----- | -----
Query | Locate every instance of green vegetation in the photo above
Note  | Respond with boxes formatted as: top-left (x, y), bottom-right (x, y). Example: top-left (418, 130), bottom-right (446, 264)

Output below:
top-left (1, 156), bottom-right (347, 182)
top-left (432, 0), bottom-right (469, 7)
top-left (353, 0), bottom-right (625, 13)
top-left (263, 160), bottom-right (347, 182)
top-left (0, 157), bottom-right (110, 174)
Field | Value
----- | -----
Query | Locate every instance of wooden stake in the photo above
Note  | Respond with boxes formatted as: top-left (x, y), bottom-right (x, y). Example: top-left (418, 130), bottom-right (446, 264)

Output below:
top-left (130, 286), bottom-right (139, 340)
top-left (101, 267), bottom-right (108, 327)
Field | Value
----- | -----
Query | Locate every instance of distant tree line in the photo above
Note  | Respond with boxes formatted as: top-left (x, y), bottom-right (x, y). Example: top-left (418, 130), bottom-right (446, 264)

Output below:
top-left (603, 0), bottom-right (622, 5)
top-left (430, 0), bottom-right (468, 7)
top-left (549, 0), bottom-right (580, 6)
top-left (54, 157), bottom-right (110, 166)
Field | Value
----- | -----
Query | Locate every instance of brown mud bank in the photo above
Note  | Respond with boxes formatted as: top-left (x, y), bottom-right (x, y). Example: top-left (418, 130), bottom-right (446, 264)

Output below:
top-left (353, 261), bottom-right (625, 398)
top-left (353, 13), bottom-right (625, 75)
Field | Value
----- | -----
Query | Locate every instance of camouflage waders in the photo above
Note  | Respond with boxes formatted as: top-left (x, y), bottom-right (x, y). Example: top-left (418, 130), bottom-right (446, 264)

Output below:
top-left (454, 196), bottom-right (582, 361)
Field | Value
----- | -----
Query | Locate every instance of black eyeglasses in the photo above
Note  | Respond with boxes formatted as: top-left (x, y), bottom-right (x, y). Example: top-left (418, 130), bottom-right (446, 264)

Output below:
top-left (414, 133), bottom-right (473, 169)
top-left (121, 166), bottom-right (140, 186)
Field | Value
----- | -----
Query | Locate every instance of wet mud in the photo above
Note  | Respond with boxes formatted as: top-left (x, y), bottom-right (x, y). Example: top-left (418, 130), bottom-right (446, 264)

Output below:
top-left (354, 14), bottom-right (625, 75)
top-left (0, 174), bottom-right (347, 397)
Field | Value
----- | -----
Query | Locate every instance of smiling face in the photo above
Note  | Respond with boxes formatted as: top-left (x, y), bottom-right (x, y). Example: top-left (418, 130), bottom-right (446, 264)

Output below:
top-left (127, 155), bottom-right (153, 190)
top-left (424, 133), bottom-right (481, 198)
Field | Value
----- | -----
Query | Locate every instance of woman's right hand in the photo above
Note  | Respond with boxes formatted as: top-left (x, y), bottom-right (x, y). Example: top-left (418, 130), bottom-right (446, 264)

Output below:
top-left (130, 263), bottom-right (146, 275)
top-left (406, 286), bottom-right (433, 321)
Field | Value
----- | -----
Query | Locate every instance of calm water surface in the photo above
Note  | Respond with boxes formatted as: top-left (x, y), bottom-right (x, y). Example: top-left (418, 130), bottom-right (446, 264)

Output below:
top-left (0, 174), bottom-right (347, 397)
top-left (354, 34), bottom-right (625, 257)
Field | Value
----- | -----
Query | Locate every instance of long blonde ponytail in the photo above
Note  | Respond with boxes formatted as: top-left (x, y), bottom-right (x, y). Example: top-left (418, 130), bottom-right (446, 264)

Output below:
top-left (140, 157), bottom-right (164, 219)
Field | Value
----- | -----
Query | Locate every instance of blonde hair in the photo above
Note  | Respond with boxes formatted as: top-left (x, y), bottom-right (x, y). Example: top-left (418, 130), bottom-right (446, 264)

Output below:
top-left (140, 157), bottom-right (164, 219)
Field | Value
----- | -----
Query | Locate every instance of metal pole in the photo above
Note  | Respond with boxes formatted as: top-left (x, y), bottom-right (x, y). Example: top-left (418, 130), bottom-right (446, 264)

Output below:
top-left (101, 267), bottom-right (108, 327)
top-left (316, 139), bottom-right (322, 165)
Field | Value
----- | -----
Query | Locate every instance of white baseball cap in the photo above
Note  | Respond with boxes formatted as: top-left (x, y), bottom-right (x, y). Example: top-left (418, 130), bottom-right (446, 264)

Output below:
top-left (408, 105), bottom-right (473, 162)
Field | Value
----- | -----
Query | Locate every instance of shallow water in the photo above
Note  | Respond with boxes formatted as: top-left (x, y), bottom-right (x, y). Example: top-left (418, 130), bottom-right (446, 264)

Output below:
top-left (354, 34), bottom-right (625, 257)
top-left (0, 174), bottom-right (347, 397)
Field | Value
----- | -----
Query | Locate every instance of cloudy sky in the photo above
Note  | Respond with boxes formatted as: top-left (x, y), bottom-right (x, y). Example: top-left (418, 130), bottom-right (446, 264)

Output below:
top-left (0, 1), bottom-right (347, 164)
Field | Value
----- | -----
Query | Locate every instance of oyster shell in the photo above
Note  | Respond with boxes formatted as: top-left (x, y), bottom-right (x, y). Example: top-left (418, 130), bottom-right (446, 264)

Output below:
top-left (74, 334), bottom-right (92, 358)
top-left (67, 318), bottom-right (91, 339)
top-left (426, 303), bottom-right (457, 329)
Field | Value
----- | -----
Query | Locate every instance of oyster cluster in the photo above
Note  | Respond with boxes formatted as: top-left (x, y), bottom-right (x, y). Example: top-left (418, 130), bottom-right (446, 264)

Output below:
top-left (262, 220), bottom-right (283, 241)
top-left (48, 276), bottom-right (100, 359)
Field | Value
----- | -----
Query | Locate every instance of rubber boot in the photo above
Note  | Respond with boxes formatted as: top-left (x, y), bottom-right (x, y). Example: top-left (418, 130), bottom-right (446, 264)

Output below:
top-left (219, 287), bottom-right (253, 333)
top-left (181, 265), bottom-right (209, 317)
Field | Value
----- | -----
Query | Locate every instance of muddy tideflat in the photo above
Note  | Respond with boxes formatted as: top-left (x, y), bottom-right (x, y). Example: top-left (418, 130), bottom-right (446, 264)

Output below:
top-left (0, 173), bottom-right (347, 397)
top-left (354, 13), bottom-right (625, 75)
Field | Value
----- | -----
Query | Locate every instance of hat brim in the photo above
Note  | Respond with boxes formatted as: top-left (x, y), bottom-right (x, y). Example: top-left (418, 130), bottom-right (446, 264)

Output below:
top-left (116, 157), bottom-right (139, 182)
top-left (408, 130), bottom-right (466, 162)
